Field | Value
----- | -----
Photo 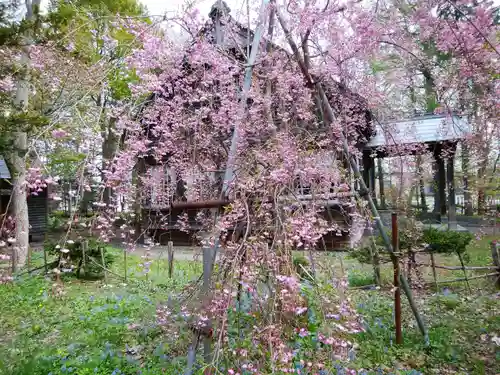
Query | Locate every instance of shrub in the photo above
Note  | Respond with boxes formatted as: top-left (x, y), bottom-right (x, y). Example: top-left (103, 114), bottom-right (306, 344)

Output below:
top-left (45, 238), bottom-right (115, 279)
top-left (422, 227), bottom-right (474, 255)
top-left (293, 255), bottom-right (313, 281)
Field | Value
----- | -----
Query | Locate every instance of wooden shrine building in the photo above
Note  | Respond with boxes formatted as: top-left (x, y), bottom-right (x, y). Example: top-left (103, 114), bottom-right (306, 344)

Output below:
top-left (361, 114), bottom-right (470, 228)
top-left (140, 1), bottom-right (375, 250)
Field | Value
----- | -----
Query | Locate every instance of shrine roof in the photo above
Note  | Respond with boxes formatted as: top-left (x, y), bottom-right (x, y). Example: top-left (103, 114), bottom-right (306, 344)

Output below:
top-left (365, 114), bottom-right (470, 149)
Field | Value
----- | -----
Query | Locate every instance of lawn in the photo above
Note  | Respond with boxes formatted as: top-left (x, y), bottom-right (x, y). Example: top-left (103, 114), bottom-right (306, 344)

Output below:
top-left (0, 236), bottom-right (498, 375)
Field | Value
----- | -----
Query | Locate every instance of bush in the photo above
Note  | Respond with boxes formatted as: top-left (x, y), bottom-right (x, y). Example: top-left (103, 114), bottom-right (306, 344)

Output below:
top-left (348, 270), bottom-right (375, 287)
top-left (422, 227), bottom-right (474, 255)
top-left (351, 226), bottom-right (474, 265)
top-left (293, 255), bottom-right (312, 281)
top-left (45, 238), bottom-right (115, 279)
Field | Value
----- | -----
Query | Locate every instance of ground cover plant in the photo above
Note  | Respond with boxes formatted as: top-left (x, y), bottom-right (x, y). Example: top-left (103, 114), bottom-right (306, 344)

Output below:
top-left (1, 236), bottom-right (498, 375)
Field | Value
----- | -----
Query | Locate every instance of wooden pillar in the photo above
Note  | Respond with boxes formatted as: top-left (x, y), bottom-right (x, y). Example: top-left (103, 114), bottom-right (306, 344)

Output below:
top-left (433, 145), bottom-right (446, 222)
top-left (438, 158), bottom-right (446, 216)
top-left (362, 151), bottom-right (371, 192)
top-left (369, 158), bottom-right (377, 205)
top-left (377, 157), bottom-right (386, 209)
top-left (447, 154), bottom-right (457, 230)
top-left (363, 151), bottom-right (377, 206)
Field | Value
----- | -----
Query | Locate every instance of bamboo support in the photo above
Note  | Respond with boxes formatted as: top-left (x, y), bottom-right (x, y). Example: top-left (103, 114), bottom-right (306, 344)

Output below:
top-left (272, 5), bottom-right (429, 344)
top-left (429, 252), bottom-right (439, 291)
top-left (417, 263), bottom-right (499, 271)
top-left (425, 272), bottom-right (499, 285)
top-left (184, 1), bottom-right (270, 373)
top-left (457, 252), bottom-right (471, 293)
top-left (392, 213), bottom-right (403, 345)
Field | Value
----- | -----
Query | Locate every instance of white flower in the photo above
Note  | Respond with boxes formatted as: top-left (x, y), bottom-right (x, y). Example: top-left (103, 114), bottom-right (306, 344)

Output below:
top-left (55, 245), bottom-right (61, 249)
top-left (67, 240), bottom-right (74, 244)
top-left (7, 237), bottom-right (16, 244)
top-left (0, 241), bottom-right (6, 247)
top-left (61, 248), bottom-right (70, 253)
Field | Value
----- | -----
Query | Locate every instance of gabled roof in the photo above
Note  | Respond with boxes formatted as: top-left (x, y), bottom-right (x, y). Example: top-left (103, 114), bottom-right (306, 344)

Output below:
top-left (0, 157), bottom-right (11, 179)
top-left (365, 114), bottom-right (470, 149)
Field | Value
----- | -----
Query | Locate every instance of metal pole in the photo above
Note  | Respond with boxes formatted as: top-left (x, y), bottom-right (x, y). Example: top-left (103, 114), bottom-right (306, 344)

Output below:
top-left (392, 213), bottom-right (403, 345)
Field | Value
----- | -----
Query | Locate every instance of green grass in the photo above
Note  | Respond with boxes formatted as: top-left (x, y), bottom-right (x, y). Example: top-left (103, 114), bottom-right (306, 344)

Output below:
top-left (351, 289), bottom-right (500, 374)
top-left (0, 249), bottom-right (201, 375)
top-left (1, 238), bottom-right (498, 375)
top-left (345, 234), bottom-right (500, 374)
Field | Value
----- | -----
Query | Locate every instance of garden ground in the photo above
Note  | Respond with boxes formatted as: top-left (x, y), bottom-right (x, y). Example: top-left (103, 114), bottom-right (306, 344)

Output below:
top-left (0, 236), bottom-right (498, 375)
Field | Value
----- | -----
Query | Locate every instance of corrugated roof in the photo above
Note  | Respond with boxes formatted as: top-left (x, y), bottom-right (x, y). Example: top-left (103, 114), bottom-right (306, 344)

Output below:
top-left (0, 157), bottom-right (11, 179)
top-left (366, 115), bottom-right (470, 148)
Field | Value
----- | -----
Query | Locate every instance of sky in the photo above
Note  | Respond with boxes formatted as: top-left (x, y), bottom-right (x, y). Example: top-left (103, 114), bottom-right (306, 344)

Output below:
top-left (141, 0), bottom-right (260, 23)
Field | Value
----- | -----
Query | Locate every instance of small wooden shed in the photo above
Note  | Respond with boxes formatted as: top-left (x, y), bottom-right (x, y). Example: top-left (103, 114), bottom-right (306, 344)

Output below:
top-left (0, 157), bottom-right (49, 242)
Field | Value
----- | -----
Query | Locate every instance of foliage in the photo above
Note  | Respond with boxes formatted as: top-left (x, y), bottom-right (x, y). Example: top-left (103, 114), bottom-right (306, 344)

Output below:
top-left (293, 255), bottom-right (313, 281)
top-left (348, 269), bottom-right (376, 288)
top-left (353, 289), bottom-right (500, 373)
top-left (422, 228), bottom-right (474, 255)
top-left (44, 238), bottom-right (115, 279)
top-left (351, 226), bottom-right (475, 266)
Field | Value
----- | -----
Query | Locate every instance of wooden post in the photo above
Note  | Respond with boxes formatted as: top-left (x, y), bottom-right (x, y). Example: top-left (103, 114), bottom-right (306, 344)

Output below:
top-left (392, 212), bottom-right (403, 345)
top-left (202, 245), bottom-right (215, 366)
top-left (27, 246), bottom-right (31, 273)
top-left (447, 156), bottom-right (457, 230)
top-left (430, 252), bottom-right (439, 291)
top-left (457, 252), bottom-right (471, 293)
top-left (377, 158), bottom-right (386, 210)
top-left (438, 156), bottom-right (447, 217)
top-left (81, 240), bottom-right (87, 278)
top-left (369, 157), bottom-right (377, 206)
top-left (43, 245), bottom-right (48, 274)
top-left (167, 241), bottom-right (174, 279)
top-left (491, 241), bottom-right (500, 289)
top-left (123, 249), bottom-right (127, 282)
top-left (369, 239), bottom-right (381, 286)
top-left (100, 246), bottom-right (107, 283)
top-left (433, 146), bottom-right (446, 222)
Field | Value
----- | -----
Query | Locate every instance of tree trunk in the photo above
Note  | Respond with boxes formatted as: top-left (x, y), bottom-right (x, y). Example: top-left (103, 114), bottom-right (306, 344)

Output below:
top-left (101, 118), bottom-right (119, 206)
top-left (477, 164), bottom-right (487, 215)
top-left (133, 158), bottom-right (146, 244)
top-left (7, 133), bottom-right (29, 270)
top-left (7, 1), bottom-right (41, 269)
top-left (461, 144), bottom-right (473, 216)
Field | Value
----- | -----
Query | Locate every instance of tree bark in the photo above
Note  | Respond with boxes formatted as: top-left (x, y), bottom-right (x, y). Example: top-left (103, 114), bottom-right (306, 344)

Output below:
top-left (101, 117), bottom-right (119, 205)
top-left (7, 0), bottom-right (41, 269)
top-left (133, 158), bottom-right (146, 244)
top-left (477, 164), bottom-right (487, 215)
top-left (7, 133), bottom-right (29, 270)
